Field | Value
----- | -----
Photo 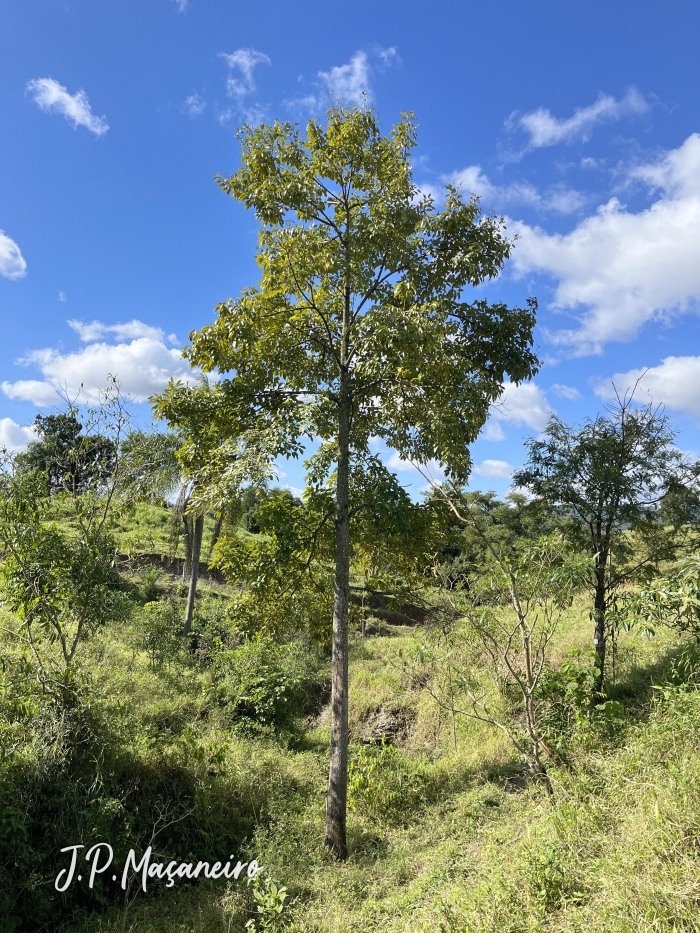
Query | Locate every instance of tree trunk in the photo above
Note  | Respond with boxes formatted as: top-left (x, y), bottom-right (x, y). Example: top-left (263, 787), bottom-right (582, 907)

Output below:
top-left (208, 511), bottom-right (225, 560)
top-left (182, 513), bottom-right (193, 579)
top-left (593, 567), bottom-right (607, 693)
top-left (324, 367), bottom-right (350, 860)
top-left (183, 513), bottom-right (204, 637)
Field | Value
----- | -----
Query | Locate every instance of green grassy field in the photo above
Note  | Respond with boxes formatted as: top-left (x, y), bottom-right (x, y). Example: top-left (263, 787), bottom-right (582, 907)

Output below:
top-left (2, 504), bottom-right (699, 933)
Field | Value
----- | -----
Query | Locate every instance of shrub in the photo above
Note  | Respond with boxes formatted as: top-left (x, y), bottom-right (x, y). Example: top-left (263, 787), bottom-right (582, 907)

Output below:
top-left (139, 599), bottom-right (183, 668)
top-left (215, 638), bottom-right (320, 735)
top-left (348, 740), bottom-right (427, 823)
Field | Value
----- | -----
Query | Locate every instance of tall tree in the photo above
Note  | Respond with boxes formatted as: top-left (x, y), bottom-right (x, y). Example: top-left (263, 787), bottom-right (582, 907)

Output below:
top-left (513, 389), bottom-right (700, 690)
top-left (154, 107), bottom-right (539, 858)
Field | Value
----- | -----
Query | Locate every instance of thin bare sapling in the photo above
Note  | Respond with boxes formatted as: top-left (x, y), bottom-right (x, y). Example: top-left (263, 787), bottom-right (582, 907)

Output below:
top-left (405, 486), bottom-right (589, 792)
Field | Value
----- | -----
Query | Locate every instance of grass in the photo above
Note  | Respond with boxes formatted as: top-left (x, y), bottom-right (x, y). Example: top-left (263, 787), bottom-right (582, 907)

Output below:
top-left (1, 503), bottom-right (699, 933)
top-left (60, 620), bottom-right (700, 932)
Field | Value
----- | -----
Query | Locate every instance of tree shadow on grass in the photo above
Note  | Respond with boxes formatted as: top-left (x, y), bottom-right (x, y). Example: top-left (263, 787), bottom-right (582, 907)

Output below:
top-left (607, 636), bottom-right (700, 718)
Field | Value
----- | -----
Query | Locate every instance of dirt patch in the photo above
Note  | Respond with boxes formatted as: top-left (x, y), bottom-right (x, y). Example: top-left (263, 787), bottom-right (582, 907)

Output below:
top-left (357, 704), bottom-right (416, 745)
top-left (117, 552), bottom-right (227, 583)
top-left (307, 703), bottom-right (415, 744)
top-left (350, 588), bottom-right (428, 625)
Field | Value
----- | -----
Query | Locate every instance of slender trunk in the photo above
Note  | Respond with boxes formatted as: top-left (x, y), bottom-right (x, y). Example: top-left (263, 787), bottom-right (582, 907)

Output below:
top-left (324, 369), bottom-right (351, 860)
top-left (530, 757), bottom-right (554, 796)
top-left (593, 560), bottom-right (607, 693)
top-left (183, 514), bottom-right (204, 637)
top-left (182, 513), bottom-right (193, 579)
top-left (208, 511), bottom-right (225, 561)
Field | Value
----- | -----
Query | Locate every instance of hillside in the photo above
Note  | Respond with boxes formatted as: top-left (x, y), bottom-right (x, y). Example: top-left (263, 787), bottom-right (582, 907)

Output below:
top-left (2, 502), bottom-right (699, 933)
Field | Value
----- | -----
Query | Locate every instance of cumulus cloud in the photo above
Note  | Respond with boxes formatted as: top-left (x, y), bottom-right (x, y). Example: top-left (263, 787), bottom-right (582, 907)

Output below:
top-left (480, 421), bottom-right (506, 441)
top-left (2, 380), bottom-right (62, 406)
top-left (0, 230), bottom-right (26, 279)
top-left (287, 48), bottom-right (397, 113)
top-left (0, 418), bottom-right (37, 452)
top-left (446, 165), bottom-right (585, 215)
top-left (220, 48), bottom-right (271, 105)
top-left (319, 51), bottom-right (372, 105)
top-left (183, 92), bottom-right (205, 117)
top-left (508, 88), bottom-right (648, 155)
top-left (473, 459), bottom-right (514, 480)
top-left (491, 381), bottom-right (553, 432)
top-left (26, 78), bottom-right (108, 136)
top-left (593, 356), bottom-right (700, 417)
top-left (67, 318), bottom-right (170, 343)
top-left (385, 451), bottom-right (416, 472)
top-left (384, 452), bottom-right (445, 483)
top-left (511, 134), bottom-right (700, 355)
top-left (1, 319), bottom-right (194, 406)
top-left (550, 383), bottom-right (581, 400)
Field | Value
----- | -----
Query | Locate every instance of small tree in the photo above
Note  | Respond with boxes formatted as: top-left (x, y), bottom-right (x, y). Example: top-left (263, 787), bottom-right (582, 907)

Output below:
top-left (623, 554), bottom-right (700, 640)
top-left (427, 488), bottom-right (556, 589)
top-left (403, 489), bottom-right (588, 792)
top-left (0, 388), bottom-right (131, 703)
top-left (513, 387), bottom-right (700, 690)
top-left (154, 106), bottom-right (539, 857)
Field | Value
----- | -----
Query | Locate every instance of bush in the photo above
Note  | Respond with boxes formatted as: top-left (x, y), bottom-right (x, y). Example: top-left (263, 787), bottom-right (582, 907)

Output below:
top-left (348, 740), bottom-right (427, 823)
top-left (215, 638), bottom-right (321, 735)
top-left (139, 599), bottom-right (183, 668)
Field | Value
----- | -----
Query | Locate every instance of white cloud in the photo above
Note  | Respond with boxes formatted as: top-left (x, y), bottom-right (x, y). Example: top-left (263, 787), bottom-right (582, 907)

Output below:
top-left (67, 318), bottom-right (168, 343)
top-left (284, 94), bottom-right (319, 115)
top-left (220, 48), bottom-right (271, 105)
top-left (628, 135), bottom-right (700, 198)
top-left (288, 48), bottom-right (397, 114)
top-left (511, 134), bottom-right (700, 354)
top-left (1, 319), bottom-right (194, 406)
top-left (319, 51), bottom-right (372, 105)
top-left (183, 92), bottom-right (206, 117)
top-left (0, 418), bottom-right (37, 452)
top-left (26, 78), bottom-right (109, 136)
top-left (481, 421), bottom-right (506, 441)
top-left (593, 356), bottom-right (700, 417)
top-left (0, 230), bottom-right (26, 279)
top-left (546, 187), bottom-right (588, 214)
top-left (58, 291), bottom-right (66, 302)
top-left (171, 0), bottom-right (188, 11)
top-left (550, 383), bottom-right (581, 400)
top-left (473, 459), bottom-right (514, 480)
top-left (1, 380), bottom-right (61, 406)
top-left (509, 88), bottom-right (648, 154)
top-left (491, 380), bottom-right (552, 431)
top-left (375, 46), bottom-right (398, 67)
top-left (385, 451), bottom-right (415, 472)
top-left (384, 453), bottom-right (445, 484)
top-left (446, 166), bottom-right (585, 215)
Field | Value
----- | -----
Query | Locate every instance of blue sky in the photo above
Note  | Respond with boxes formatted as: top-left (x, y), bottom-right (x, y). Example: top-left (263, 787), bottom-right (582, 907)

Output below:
top-left (2, 0), bottom-right (700, 498)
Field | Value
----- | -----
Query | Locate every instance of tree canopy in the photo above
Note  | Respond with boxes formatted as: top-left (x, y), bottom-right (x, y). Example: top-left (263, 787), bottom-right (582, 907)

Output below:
top-left (19, 412), bottom-right (116, 495)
